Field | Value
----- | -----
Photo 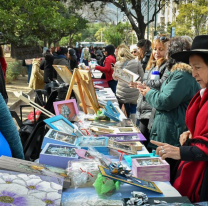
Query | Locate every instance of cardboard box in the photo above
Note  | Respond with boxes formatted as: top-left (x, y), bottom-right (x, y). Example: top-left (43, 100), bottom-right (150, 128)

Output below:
top-left (132, 157), bottom-right (170, 182)
top-left (40, 143), bottom-right (79, 169)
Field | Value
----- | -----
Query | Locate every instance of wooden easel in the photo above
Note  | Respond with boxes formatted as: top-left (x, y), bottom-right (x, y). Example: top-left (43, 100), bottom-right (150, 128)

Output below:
top-left (52, 65), bottom-right (72, 83)
top-left (14, 91), bottom-right (55, 118)
top-left (65, 68), bottom-right (100, 114)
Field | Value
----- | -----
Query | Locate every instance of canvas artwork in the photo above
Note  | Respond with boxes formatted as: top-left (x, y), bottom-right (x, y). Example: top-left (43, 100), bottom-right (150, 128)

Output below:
top-left (77, 137), bottom-right (107, 147)
top-left (0, 170), bottom-right (63, 206)
top-left (45, 145), bottom-right (77, 157)
top-left (47, 129), bottom-right (77, 145)
top-left (53, 100), bottom-right (79, 122)
top-left (107, 140), bottom-right (137, 154)
top-left (98, 166), bottom-right (162, 194)
top-left (51, 119), bottom-right (74, 134)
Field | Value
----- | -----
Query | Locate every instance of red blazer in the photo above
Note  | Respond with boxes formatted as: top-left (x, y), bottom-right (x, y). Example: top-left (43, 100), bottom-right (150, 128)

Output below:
top-left (0, 57), bottom-right (7, 78)
top-left (173, 88), bottom-right (208, 202)
top-left (95, 55), bottom-right (116, 81)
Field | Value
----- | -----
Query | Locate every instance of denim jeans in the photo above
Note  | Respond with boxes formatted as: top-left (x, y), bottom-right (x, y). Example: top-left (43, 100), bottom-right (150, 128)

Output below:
top-left (26, 64), bottom-right (32, 83)
top-left (119, 103), bottom-right (137, 118)
top-left (108, 79), bottom-right (117, 94)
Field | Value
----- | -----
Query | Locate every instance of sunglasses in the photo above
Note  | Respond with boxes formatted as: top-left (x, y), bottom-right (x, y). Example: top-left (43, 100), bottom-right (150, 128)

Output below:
top-left (131, 51), bottom-right (137, 54)
top-left (154, 36), bottom-right (167, 41)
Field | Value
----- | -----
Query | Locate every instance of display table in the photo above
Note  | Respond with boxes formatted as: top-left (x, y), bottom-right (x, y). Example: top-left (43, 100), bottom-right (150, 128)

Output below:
top-left (93, 79), bottom-right (109, 88)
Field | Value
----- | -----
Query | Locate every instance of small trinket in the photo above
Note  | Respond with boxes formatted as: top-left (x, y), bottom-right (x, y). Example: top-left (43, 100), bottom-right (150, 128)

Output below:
top-left (154, 200), bottom-right (161, 204)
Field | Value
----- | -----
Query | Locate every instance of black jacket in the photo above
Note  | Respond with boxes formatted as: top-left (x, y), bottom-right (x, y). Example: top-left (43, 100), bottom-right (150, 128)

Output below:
top-left (0, 64), bottom-right (8, 103)
top-left (141, 50), bottom-right (151, 72)
top-left (40, 54), bottom-right (57, 83)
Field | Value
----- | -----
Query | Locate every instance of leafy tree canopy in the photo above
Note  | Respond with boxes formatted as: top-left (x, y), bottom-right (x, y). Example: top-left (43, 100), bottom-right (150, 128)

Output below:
top-left (0, 0), bottom-right (87, 46)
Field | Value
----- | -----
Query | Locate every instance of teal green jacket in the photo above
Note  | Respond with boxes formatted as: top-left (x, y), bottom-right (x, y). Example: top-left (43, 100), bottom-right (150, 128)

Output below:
top-left (145, 63), bottom-right (200, 148)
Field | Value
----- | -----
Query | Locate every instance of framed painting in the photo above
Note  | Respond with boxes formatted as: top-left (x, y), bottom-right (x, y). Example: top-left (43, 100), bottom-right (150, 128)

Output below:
top-left (44, 115), bottom-right (84, 137)
top-left (53, 99), bottom-right (79, 121)
top-left (53, 65), bottom-right (72, 83)
top-left (98, 166), bottom-right (162, 194)
top-left (107, 140), bottom-right (137, 154)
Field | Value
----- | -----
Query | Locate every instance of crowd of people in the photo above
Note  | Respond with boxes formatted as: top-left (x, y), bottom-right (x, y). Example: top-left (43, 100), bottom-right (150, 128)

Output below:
top-left (1, 34), bottom-right (208, 203)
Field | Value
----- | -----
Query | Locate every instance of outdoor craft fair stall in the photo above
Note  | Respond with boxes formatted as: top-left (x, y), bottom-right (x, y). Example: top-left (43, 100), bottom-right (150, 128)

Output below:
top-left (1, 65), bottom-right (195, 206)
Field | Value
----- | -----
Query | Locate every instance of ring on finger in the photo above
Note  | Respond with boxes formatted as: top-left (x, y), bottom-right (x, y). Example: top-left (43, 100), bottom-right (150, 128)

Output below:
top-left (160, 146), bottom-right (163, 150)
top-left (161, 149), bottom-right (165, 154)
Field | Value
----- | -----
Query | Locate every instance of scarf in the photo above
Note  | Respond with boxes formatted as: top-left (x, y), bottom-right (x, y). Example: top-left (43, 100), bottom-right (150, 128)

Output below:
top-left (173, 87), bottom-right (208, 202)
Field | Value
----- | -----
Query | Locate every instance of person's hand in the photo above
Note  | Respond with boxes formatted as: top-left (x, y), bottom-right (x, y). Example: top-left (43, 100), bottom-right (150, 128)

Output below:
top-left (150, 140), bottom-right (181, 160)
top-left (129, 81), bottom-right (139, 88)
top-left (90, 64), bottom-right (96, 70)
top-left (138, 85), bottom-right (150, 96)
top-left (179, 131), bottom-right (192, 146)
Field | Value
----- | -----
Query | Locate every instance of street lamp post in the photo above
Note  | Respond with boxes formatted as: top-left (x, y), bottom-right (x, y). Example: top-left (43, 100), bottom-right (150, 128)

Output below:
top-left (154, 1), bottom-right (157, 36)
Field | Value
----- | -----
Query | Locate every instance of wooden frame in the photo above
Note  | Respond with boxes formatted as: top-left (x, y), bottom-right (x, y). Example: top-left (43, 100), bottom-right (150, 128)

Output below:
top-left (52, 65), bottom-right (72, 83)
top-left (107, 140), bottom-right (137, 154)
top-left (53, 99), bottom-right (79, 121)
top-left (65, 68), bottom-right (100, 114)
top-left (14, 91), bottom-right (54, 118)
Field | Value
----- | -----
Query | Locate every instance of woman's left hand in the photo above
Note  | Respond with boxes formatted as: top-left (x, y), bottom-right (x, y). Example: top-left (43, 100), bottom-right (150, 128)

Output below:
top-left (138, 85), bottom-right (150, 96)
top-left (150, 140), bottom-right (181, 160)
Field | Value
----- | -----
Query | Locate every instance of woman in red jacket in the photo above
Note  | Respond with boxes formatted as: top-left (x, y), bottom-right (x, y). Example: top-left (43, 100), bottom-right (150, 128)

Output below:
top-left (0, 46), bottom-right (7, 79)
top-left (94, 45), bottom-right (117, 94)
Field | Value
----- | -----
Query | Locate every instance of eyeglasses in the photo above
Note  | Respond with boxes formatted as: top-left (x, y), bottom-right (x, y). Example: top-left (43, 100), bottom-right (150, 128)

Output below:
top-left (131, 51), bottom-right (137, 54)
top-left (154, 36), bottom-right (168, 41)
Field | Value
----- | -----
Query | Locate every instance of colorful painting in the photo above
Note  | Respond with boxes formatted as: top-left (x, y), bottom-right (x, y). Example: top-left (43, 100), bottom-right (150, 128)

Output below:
top-left (0, 170), bottom-right (63, 206)
top-left (53, 99), bottom-right (79, 121)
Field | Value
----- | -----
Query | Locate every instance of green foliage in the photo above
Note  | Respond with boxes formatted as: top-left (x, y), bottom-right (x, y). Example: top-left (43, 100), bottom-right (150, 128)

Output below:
top-left (0, 0), bottom-right (88, 46)
top-left (172, 0), bottom-right (208, 37)
top-left (6, 61), bottom-right (27, 83)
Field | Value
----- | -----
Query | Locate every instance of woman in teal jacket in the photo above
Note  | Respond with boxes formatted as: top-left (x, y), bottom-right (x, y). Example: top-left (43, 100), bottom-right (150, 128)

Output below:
top-left (138, 37), bottom-right (200, 149)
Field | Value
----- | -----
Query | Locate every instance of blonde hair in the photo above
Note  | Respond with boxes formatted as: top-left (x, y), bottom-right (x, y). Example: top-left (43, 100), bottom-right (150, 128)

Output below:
top-left (146, 37), bottom-right (169, 71)
top-left (117, 48), bottom-right (135, 62)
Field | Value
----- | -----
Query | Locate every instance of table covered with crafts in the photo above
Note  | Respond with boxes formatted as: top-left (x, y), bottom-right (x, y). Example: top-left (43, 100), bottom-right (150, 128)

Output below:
top-left (2, 66), bottom-right (196, 206)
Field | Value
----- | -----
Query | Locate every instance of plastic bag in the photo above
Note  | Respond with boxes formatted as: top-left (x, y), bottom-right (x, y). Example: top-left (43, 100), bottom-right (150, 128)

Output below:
top-left (93, 173), bottom-right (120, 198)
top-left (67, 159), bottom-right (100, 188)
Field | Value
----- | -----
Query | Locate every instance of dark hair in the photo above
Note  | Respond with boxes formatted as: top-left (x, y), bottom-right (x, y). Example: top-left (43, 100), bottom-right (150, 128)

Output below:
top-left (104, 45), bottom-right (115, 56)
top-left (94, 47), bottom-right (98, 50)
top-left (137, 39), bottom-right (151, 60)
top-left (190, 53), bottom-right (208, 66)
top-left (57, 47), bottom-right (68, 55)
top-left (167, 37), bottom-right (192, 70)
top-left (0, 46), bottom-right (4, 58)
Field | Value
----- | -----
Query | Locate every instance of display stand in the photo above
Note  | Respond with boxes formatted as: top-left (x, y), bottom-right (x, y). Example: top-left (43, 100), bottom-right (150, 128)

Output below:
top-left (52, 65), bottom-right (72, 83)
top-left (14, 91), bottom-right (54, 118)
top-left (65, 68), bottom-right (100, 114)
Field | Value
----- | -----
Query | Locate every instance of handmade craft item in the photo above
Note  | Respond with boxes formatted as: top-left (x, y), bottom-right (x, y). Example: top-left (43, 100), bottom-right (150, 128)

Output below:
top-left (14, 91), bottom-right (54, 118)
top-left (53, 99), bottom-right (79, 121)
top-left (0, 156), bottom-right (71, 188)
top-left (40, 143), bottom-right (79, 169)
top-left (123, 152), bottom-right (159, 167)
top-left (114, 67), bottom-right (140, 84)
top-left (44, 115), bottom-right (83, 137)
top-left (120, 141), bottom-right (143, 151)
top-left (107, 140), bottom-right (137, 154)
top-left (98, 166), bottom-right (162, 194)
top-left (52, 65), bottom-right (72, 83)
top-left (0, 169), bottom-right (63, 206)
top-left (67, 160), bottom-right (100, 188)
top-left (132, 157), bottom-right (170, 182)
top-left (102, 133), bottom-right (146, 142)
top-left (126, 191), bottom-right (148, 205)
